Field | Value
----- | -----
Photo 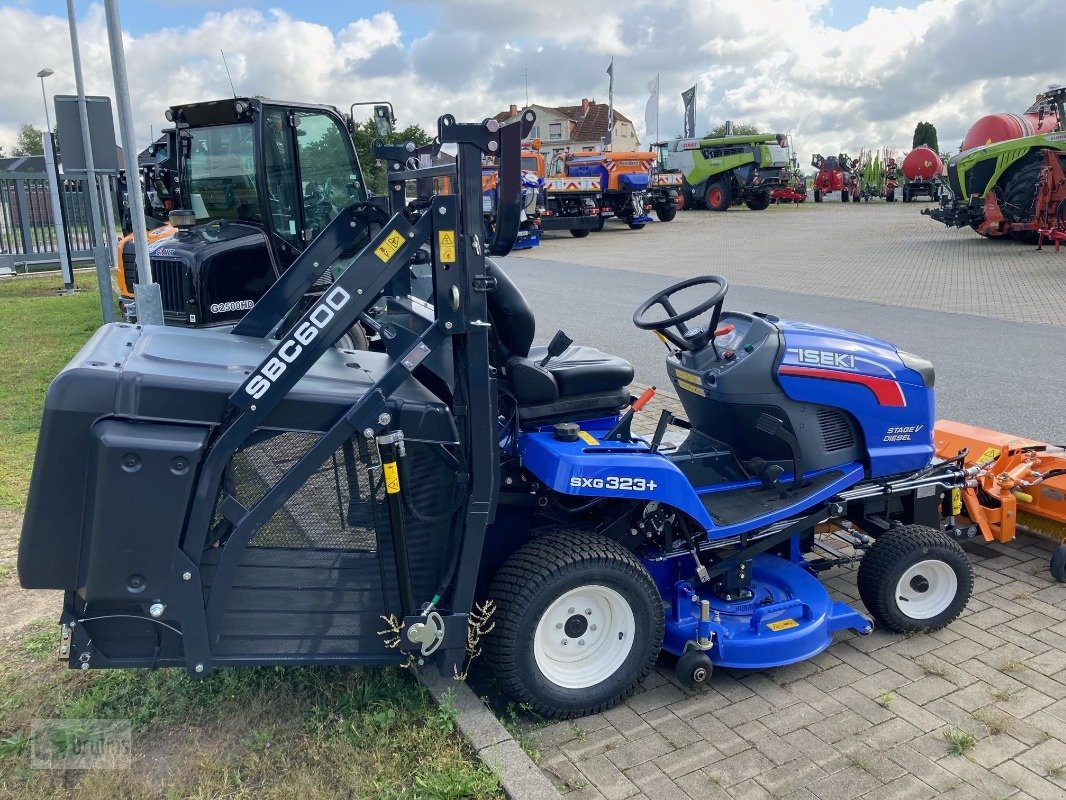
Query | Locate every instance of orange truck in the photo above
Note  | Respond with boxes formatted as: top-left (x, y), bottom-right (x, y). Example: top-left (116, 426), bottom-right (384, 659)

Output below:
top-left (559, 150), bottom-right (678, 229)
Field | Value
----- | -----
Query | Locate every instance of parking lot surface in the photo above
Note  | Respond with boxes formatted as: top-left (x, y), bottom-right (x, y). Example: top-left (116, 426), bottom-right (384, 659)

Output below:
top-left (503, 203), bottom-right (1065, 800)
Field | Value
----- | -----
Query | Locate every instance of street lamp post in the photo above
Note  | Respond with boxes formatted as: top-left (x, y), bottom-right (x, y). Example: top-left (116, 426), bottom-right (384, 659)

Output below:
top-left (36, 67), bottom-right (74, 291)
top-left (37, 68), bottom-right (55, 132)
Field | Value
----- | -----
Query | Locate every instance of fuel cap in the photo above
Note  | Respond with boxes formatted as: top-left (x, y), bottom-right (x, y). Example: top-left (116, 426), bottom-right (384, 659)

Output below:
top-left (553, 422), bottom-right (580, 442)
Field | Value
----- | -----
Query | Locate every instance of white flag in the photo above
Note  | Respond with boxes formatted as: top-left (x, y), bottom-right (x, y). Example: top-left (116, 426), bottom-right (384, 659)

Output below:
top-left (645, 75), bottom-right (660, 144)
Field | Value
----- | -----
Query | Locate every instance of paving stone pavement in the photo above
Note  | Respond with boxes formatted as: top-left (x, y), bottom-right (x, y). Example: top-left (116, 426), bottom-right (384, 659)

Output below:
top-left (516, 202), bottom-right (1066, 327)
top-left (524, 389), bottom-right (1066, 800)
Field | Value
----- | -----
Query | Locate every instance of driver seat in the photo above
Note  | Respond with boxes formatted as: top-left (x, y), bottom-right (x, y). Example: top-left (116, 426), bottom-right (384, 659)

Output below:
top-left (487, 260), bottom-right (633, 424)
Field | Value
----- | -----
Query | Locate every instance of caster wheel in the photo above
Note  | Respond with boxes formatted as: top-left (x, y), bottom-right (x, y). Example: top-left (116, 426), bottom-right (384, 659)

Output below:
top-left (1051, 544), bottom-right (1066, 583)
top-left (676, 649), bottom-right (713, 689)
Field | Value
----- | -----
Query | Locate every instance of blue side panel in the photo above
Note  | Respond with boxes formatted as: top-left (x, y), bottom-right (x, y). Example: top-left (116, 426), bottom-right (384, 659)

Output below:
top-left (775, 321), bottom-right (934, 477)
top-left (518, 426), bottom-right (864, 541)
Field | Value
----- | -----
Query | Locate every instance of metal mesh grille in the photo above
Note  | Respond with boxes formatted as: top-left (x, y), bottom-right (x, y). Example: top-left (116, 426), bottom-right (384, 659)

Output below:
top-left (221, 431), bottom-right (381, 551)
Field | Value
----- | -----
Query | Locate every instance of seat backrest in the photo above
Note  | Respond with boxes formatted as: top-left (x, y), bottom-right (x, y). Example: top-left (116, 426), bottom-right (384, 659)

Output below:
top-left (486, 259), bottom-right (535, 362)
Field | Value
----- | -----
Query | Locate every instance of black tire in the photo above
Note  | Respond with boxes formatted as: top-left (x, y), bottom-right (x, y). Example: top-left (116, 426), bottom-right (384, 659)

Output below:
top-left (841, 189), bottom-right (850, 202)
top-left (570, 228), bottom-right (590, 238)
top-left (1001, 153), bottom-right (1045, 245)
top-left (676, 649), bottom-right (713, 689)
top-left (336, 323), bottom-right (368, 352)
top-left (655, 204), bottom-right (677, 222)
top-left (486, 531), bottom-right (664, 718)
top-left (902, 186), bottom-right (911, 202)
top-left (745, 191), bottom-right (771, 211)
top-left (886, 188), bottom-right (895, 202)
top-left (857, 525), bottom-right (973, 633)
top-left (594, 216), bottom-right (606, 232)
top-left (1051, 544), bottom-right (1066, 583)
top-left (814, 189), bottom-right (822, 203)
top-left (705, 181), bottom-right (732, 211)
top-left (628, 222), bottom-right (646, 230)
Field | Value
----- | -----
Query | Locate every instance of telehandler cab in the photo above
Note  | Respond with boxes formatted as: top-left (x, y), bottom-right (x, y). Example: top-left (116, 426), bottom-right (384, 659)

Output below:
top-left (21, 111), bottom-right (976, 718)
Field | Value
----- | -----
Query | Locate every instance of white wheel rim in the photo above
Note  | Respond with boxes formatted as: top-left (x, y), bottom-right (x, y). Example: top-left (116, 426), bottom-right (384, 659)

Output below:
top-left (533, 585), bottom-right (635, 689)
top-left (895, 559), bottom-right (957, 619)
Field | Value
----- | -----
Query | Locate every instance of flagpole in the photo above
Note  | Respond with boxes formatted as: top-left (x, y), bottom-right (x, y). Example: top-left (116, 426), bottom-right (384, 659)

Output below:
top-left (655, 73), bottom-right (659, 145)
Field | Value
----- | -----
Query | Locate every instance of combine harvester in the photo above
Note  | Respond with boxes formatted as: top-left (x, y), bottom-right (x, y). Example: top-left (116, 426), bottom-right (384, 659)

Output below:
top-left (661, 132), bottom-right (791, 211)
top-left (925, 85), bottom-right (1066, 242)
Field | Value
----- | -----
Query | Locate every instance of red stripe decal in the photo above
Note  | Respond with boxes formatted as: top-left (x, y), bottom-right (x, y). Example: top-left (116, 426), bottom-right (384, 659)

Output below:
top-left (778, 365), bottom-right (906, 407)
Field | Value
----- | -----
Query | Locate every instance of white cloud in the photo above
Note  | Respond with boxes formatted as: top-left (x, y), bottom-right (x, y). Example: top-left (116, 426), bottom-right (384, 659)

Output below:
top-left (0, 0), bottom-right (1060, 166)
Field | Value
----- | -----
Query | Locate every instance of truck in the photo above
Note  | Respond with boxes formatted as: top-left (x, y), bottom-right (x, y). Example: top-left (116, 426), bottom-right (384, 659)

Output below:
top-left (520, 147), bottom-right (602, 238)
top-left (662, 133), bottom-right (791, 211)
top-left (558, 150), bottom-right (678, 228)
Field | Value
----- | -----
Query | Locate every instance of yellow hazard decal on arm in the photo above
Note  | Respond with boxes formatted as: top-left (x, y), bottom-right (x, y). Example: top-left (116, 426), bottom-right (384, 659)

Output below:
top-left (438, 230), bottom-right (456, 263)
top-left (375, 229), bottom-right (406, 262)
top-left (578, 430), bottom-right (599, 445)
top-left (767, 618), bottom-right (799, 632)
top-left (383, 462), bottom-right (400, 494)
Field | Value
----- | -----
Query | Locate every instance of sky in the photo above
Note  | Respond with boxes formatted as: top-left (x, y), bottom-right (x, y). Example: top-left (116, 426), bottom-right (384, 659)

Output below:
top-left (0, 0), bottom-right (1061, 166)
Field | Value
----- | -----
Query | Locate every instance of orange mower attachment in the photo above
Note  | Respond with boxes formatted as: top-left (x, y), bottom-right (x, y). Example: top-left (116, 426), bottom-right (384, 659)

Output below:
top-left (934, 420), bottom-right (1066, 581)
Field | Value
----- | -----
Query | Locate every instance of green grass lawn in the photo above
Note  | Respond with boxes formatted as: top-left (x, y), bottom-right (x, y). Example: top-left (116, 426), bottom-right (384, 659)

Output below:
top-left (0, 273), bottom-right (501, 799)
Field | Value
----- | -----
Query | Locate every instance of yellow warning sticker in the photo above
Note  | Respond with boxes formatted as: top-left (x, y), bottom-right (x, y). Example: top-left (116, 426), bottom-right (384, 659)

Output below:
top-left (383, 462), bottom-right (400, 494)
top-left (375, 229), bottom-right (406, 262)
top-left (439, 229), bottom-right (456, 263)
top-left (675, 370), bottom-right (705, 397)
top-left (978, 447), bottom-right (1000, 464)
top-left (578, 430), bottom-right (599, 445)
top-left (767, 618), bottom-right (799, 632)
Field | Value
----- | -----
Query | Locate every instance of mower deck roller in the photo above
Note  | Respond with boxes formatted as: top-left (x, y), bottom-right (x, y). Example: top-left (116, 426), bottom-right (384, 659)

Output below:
top-left (20, 110), bottom-right (977, 718)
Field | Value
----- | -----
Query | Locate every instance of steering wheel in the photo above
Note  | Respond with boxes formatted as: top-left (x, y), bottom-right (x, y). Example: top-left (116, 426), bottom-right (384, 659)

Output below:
top-left (633, 275), bottom-right (730, 352)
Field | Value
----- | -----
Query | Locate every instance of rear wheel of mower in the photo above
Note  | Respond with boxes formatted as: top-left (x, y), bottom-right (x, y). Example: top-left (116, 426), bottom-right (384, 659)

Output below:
top-left (857, 525), bottom-right (973, 633)
top-left (656, 204), bottom-right (677, 222)
top-left (706, 181), bottom-right (732, 211)
top-left (1051, 544), bottom-right (1066, 583)
top-left (675, 649), bottom-right (713, 689)
top-left (1001, 153), bottom-right (1045, 245)
top-left (745, 191), bottom-right (771, 211)
top-left (570, 228), bottom-right (590, 238)
top-left (486, 531), bottom-right (664, 718)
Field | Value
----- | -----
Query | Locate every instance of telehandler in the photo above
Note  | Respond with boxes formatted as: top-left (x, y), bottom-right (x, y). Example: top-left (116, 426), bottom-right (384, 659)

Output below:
top-left (21, 111), bottom-right (976, 718)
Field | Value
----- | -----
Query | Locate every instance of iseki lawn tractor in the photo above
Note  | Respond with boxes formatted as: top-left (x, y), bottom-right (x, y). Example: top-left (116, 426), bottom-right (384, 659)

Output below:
top-left (20, 110), bottom-right (978, 718)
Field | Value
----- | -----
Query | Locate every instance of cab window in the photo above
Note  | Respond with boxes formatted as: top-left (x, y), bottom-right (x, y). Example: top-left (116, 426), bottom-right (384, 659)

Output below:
top-left (295, 110), bottom-right (367, 242)
top-left (262, 107), bottom-right (301, 246)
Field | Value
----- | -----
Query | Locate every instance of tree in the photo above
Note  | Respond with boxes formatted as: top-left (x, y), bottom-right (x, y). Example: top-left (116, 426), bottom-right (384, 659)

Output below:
top-left (912, 121), bottom-right (939, 153)
top-left (705, 122), bottom-right (761, 138)
top-left (349, 118), bottom-right (433, 194)
top-left (11, 122), bottom-right (45, 156)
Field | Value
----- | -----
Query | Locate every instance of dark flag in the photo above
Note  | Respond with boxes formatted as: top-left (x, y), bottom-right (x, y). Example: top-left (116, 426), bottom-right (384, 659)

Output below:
top-left (605, 59), bottom-right (615, 147)
top-left (682, 84), bottom-right (696, 138)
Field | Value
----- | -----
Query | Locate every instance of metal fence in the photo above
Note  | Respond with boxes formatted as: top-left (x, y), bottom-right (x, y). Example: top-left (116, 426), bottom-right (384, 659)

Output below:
top-left (0, 170), bottom-right (117, 274)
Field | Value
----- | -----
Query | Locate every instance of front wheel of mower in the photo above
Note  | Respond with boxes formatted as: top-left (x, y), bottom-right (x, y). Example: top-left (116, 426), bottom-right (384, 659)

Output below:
top-left (1051, 544), bottom-right (1066, 583)
top-left (676, 649), bottom-right (713, 689)
top-left (570, 228), bottom-right (590, 238)
top-left (486, 531), bottom-right (664, 718)
top-left (857, 525), bottom-right (973, 633)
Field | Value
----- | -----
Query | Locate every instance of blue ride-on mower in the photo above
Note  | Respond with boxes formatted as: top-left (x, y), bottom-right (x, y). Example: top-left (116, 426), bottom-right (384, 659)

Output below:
top-left (19, 110), bottom-right (974, 718)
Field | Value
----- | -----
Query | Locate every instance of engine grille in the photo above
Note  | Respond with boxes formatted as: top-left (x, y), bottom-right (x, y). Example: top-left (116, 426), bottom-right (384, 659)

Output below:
top-left (122, 252), bottom-right (190, 316)
top-left (152, 258), bottom-right (191, 314)
top-left (817, 408), bottom-right (857, 452)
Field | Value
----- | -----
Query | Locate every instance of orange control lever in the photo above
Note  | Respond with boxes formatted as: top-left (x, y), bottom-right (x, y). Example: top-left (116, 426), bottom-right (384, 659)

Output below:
top-left (632, 386), bottom-right (656, 411)
top-left (714, 324), bottom-right (735, 337)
